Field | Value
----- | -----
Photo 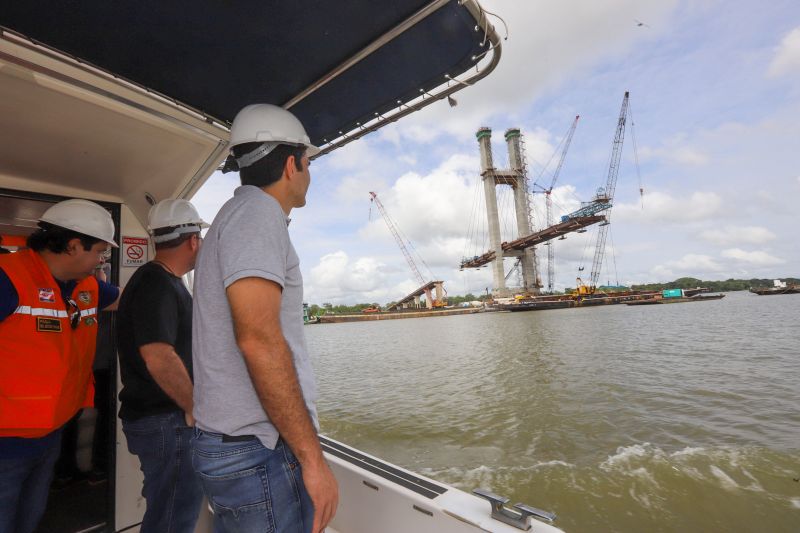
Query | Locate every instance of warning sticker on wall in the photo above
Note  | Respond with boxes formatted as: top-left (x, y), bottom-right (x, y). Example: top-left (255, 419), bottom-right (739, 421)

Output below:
top-left (122, 236), bottom-right (149, 267)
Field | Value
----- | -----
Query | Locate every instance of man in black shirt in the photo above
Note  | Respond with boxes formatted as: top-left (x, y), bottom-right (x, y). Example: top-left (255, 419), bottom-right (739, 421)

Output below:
top-left (116, 199), bottom-right (207, 533)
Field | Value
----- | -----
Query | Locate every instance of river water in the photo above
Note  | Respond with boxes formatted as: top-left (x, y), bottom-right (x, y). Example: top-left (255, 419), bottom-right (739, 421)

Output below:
top-left (306, 291), bottom-right (800, 532)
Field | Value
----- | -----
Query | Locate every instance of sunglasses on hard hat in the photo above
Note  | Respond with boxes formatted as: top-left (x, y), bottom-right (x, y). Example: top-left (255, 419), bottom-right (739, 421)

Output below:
top-left (67, 299), bottom-right (81, 330)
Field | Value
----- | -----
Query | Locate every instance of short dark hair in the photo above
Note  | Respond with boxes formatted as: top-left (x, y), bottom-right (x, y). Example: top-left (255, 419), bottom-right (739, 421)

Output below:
top-left (152, 226), bottom-right (199, 250)
top-left (27, 222), bottom-right (102, 253)
top-left (232, 143), bottom-right (306, 188)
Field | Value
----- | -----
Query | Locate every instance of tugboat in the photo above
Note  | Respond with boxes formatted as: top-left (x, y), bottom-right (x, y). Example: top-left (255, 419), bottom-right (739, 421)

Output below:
top-left (749, 280), bottom-right (800, 295)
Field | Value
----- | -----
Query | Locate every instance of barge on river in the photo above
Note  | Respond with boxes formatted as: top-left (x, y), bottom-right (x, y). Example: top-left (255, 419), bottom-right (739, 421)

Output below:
top-left (317, 307), bottom-right (482, 323)
top-left (496, 291), bottom-right (657, 312)
top-left (749, 280), bottom-right (800, 295)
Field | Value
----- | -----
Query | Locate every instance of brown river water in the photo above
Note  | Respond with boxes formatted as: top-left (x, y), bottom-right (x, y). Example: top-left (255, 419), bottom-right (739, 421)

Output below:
top-left (307, 291), bottom-right (800, 532)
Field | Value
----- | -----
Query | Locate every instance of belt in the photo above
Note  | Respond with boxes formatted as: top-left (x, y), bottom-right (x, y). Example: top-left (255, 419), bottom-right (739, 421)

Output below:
top-left (221, 433), bottom-right (257, 443)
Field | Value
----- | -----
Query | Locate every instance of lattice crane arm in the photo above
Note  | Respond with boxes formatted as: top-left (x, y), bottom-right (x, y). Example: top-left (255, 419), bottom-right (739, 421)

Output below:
top-left (545, 115), bottom-right (580, 293)
top-left (547, 115), bottom-right (580, 194)
top-left (603, 93), bottom-right (628, 200)
top-left (369, 192), bottom-right (426, 287)
top-left (589, 92), bottom-right (629, 291)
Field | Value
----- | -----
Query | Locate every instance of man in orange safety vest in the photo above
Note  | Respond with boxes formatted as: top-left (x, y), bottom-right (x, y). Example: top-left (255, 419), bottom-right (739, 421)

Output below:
top-left (0, 199), bottom-right (120, 533)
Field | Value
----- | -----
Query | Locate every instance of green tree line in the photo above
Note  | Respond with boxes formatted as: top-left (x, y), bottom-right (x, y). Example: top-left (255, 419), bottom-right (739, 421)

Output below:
top-left (629, 277), bottom-right (799, 292)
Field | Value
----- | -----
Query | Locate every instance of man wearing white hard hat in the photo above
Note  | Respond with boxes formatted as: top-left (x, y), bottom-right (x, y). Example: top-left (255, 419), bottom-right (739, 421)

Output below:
top-left (116, 199), bottom-right (206, 533)
top-left (0, 199), bottom-right (120, 533)
top-left (192, 104), bottom-right (338, 533)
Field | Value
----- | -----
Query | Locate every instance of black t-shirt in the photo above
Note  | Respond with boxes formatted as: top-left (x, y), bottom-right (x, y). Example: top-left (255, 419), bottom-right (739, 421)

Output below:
top-left (117, 262), bottom-right (193, 420)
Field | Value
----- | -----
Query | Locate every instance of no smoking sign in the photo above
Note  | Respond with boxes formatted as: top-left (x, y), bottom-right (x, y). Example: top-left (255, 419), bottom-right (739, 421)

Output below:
top-left (122, 236), bottom-right (149, 267)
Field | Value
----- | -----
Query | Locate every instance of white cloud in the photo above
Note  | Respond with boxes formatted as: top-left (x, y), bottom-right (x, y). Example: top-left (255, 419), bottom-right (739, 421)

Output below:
top-left (768, 27), bottom-right (800, 78)
top-left (614, 190), bottom-right (723, 224)
top-left (671, 254), bottom-right (723, 271)
top-left (334, 174), bottom-right (389, 206)
top-left (721, 248), bottom-right (784, 266)
top-left (191, 171), bottom-right (239, 225)
top-left (387, 0), bottom-right (678, 143)
top-left (649, 254), bottom-right (722, 281)
top-left (698, 226), bottom-right (776, 246)
top-left (307, 251), bottom-right (398, 303)
top-left (650, 264), bottom-right (675, 280)
top-left (359, 154), bottom-right (481, 247)
top-left (638, 134), bottom-right (709, 166)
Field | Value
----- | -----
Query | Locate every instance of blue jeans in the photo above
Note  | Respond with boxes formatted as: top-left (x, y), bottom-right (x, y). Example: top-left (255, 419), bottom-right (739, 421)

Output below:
top-left (122, 411), bottom-right (203, 533)
top-left (191, 430), bottom-right (313, 533)
top-left (0, 430), bottom-right (62, 533)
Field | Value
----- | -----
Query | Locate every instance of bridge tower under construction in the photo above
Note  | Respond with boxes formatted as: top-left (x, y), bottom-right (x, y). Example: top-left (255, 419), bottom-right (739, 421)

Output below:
top-left (476, 127), bottom-right (540, 297)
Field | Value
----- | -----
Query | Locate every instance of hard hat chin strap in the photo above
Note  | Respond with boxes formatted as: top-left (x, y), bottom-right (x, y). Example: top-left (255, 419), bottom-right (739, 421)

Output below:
top-left (151, 224), bottom-right (202, 243)
top-left (235, 141), bottom-right (280, 169)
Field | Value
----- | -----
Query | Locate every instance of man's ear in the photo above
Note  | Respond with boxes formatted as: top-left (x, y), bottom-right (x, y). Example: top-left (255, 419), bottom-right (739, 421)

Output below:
top-left (284, 155), bottom-right (297, 179)
top-left (66, 238), bottom-right (81, 254)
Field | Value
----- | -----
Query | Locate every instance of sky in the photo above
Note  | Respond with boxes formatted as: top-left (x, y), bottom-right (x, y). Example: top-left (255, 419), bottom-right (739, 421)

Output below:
top-left (192, 0), bottom-right (800, 305)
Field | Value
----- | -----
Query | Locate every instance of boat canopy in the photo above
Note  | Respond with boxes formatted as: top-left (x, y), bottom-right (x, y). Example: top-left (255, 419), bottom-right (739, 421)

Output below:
top-left (0, 0), bottom-right (500, 221)
top-left (2, 0), bottom-right (500, 152)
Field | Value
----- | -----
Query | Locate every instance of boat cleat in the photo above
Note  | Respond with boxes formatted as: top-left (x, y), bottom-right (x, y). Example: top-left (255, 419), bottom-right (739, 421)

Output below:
top-left (473, 488), bottom-right (556, 530)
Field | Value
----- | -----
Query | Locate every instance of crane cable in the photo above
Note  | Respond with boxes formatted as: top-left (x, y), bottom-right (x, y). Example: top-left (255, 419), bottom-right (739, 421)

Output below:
top-left (608, 227), bottom-right (620, 287)
top-left (463, 168), bottom-right (483, 261)
top-left (629, 102), bottom-right (645, 209)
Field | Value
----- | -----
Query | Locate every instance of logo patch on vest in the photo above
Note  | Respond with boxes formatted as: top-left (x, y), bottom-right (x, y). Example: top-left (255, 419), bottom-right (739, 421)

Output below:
top-left (38, 288), bottom-right (56, 303)
top-left (84, 317), bottom-right (96, 327)
top-left (78, 291), bottom-right (92, 304)
top-left (36, 317), bottom-right (62, 332)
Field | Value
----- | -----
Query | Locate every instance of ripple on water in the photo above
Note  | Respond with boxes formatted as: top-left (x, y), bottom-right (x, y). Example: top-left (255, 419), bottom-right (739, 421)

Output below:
top-left (308, 292), bottom-right (800, 532)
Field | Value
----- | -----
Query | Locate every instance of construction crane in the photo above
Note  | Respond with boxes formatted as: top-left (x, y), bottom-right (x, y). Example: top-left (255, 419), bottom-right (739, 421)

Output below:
top-left (369, 191), bottom-right (445, 307)
top-left (576, 92), bottom-right (630, 295)
top-left (539, 115), bottom-right (579, 293)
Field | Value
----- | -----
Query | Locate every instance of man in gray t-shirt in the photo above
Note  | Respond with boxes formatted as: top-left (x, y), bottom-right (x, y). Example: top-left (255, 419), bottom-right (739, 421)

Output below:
top-left (192, 104), bottom-right (338, 533)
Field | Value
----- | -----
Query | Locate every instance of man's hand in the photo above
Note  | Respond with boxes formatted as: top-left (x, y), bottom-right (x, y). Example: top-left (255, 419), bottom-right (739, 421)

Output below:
top-left (140, 343), bottom-right (194, 416)
top-left (184, 411), bottom-right (195, 427)
top-left (227, 277), bottom-right (339, 531)
top-left (303, 459), bottom-right (338, 533)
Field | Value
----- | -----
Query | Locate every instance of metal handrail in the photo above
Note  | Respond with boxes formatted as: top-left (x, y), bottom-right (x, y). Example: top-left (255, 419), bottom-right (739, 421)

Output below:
top-left (313, 0), bottom-right (503, 157)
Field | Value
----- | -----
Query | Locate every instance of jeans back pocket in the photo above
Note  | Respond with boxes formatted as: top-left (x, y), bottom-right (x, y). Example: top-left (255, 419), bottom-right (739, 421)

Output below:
top-left (197, 465), bottom-right (274, 533)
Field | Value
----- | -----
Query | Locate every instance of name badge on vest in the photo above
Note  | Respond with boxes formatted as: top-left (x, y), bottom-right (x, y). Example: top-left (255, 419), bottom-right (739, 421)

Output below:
top-left (37, 316), bottom-right (62, 332)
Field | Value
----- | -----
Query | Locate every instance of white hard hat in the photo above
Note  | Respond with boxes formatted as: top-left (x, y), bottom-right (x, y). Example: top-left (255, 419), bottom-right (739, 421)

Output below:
top-left (147, 199), bottom-right (209, 243)
top-left (229, 104), bottom-right (320, 168)
top-left (39, 199), bottom-right (118, 248)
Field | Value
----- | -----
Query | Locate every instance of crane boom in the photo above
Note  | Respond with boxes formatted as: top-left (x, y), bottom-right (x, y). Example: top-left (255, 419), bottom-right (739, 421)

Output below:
top-left (588, 92), bottom-right (629, 291)
top-left (547, 115), bottom-right (580, 193)
top-left (369, 191), bottom-right (426, 287)
top-left (546, 115), bottom-right (580, 293)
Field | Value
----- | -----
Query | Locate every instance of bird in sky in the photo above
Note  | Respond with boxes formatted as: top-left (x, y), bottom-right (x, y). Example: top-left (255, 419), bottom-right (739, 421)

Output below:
top-left (635, 19), bottom-right (650, 28)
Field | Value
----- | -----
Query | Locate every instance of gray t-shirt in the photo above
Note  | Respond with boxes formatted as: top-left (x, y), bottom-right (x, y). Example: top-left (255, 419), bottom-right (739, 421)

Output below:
top-left (192, 185), bottom-right (318, 449)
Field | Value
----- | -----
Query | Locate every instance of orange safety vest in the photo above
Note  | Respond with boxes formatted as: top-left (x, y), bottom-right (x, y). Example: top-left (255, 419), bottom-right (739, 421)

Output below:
top-left (0, 249), bottom-right (100, 438)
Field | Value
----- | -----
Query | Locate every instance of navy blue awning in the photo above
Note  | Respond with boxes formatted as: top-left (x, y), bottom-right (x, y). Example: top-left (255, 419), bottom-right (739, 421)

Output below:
top-left (1, 0), bottom-right (499, 148)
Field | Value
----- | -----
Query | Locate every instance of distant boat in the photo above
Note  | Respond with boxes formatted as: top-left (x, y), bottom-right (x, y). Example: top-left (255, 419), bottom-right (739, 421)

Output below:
top-left (497, 299), bottom-right (574, 312)
top-left (749, 280), bottom-right (800, 295)
top-left (626, 294), bottom-right (725, 305)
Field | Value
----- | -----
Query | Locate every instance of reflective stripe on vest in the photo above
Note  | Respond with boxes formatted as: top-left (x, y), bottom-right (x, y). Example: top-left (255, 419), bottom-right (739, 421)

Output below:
top-left (11, 306), bottom-right (98, 318)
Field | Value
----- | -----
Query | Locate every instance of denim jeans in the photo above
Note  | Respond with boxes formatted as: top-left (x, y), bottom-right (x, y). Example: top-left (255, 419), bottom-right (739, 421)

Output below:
top-left (191, 429), bottom-right (313, 533)
top-left (122, 411), bottom-right (203, 533)
top-left (0, 430), bottom-right (61, 533)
